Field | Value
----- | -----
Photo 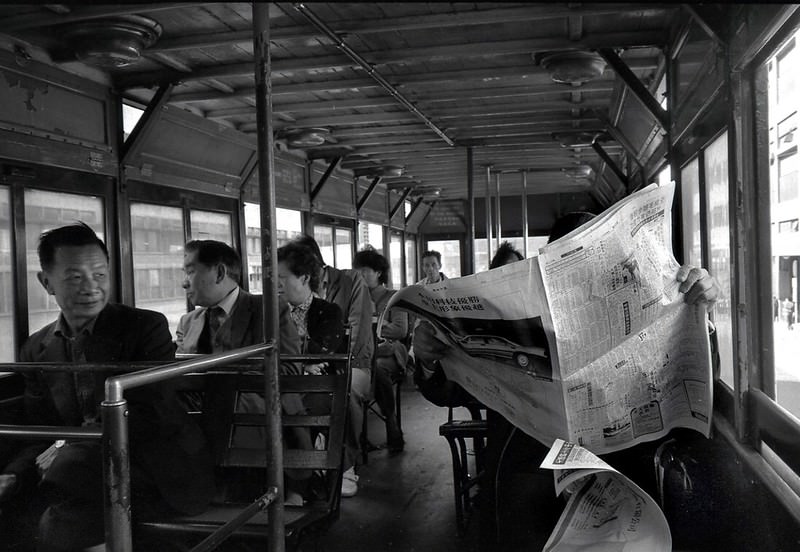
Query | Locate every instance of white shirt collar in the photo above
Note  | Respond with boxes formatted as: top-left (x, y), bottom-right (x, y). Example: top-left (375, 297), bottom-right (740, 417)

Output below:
top-left (211, 286), bottom-right (240, 317)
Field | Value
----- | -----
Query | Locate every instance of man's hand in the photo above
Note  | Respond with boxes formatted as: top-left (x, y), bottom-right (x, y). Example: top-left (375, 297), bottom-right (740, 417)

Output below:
top-left (413, 322), bottom-right (450, 364)
top-left (676, 265), bottom-right (720, 307)
top-left (0, 474), bottom-right (18, 502)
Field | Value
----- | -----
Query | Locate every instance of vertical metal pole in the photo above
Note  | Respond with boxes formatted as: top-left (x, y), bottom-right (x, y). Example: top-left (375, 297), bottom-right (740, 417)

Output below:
top-left (253, 3), bottom-right (286, 551)
top-left (495, 172), bottom-right (502, 250)
top-left (103, 399), bottom-right (132, 551)
top-left (466, 147), bottom-right (475, 275)
top-left (521, 171), bottom-right (529, 258)
top-left (485, 166), bottom-right (492, 263)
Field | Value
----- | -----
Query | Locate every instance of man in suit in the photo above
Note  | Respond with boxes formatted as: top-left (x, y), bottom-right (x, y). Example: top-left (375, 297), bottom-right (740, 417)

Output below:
top-left (0, 222), bottom-right (214, 552)
top-left (175, 240), bottom-right (307, 503)
top-left (290, 235), bottom-right (374, 497)
top-left (176, 239), bottom-right (301, 357)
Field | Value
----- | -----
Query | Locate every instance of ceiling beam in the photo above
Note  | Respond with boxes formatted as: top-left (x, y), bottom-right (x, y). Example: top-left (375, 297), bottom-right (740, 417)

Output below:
top-left (117, 30), bottom-right (667, 89)
top-left (1, 3), bottom-right (198, 31)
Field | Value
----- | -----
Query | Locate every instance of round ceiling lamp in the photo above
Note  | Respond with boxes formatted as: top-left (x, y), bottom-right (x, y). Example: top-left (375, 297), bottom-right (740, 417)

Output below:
top-left (562, 165), bottom-right (594, 179)
top-left (284, 127), bottom-right (331, 148)
top-left (60, 15), bottom-right (162, 68)
top-left (538, 51), bottom-right (607, 86)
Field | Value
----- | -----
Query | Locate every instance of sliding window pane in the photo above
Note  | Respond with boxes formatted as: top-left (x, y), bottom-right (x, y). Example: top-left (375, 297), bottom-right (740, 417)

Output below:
top-left (405, 237), bottom-right (416, 285)
top-left (704, 132), bottom-right (734, 389)
top-left (314, 225), bottom-right (334, 267)
top-left (130, 203), bottom-right (185, 337)
top-left (190, 210), bottom-right (232, 244)
top-left (681, 159), bottom-right (703, 267)
top-left (0, 187), bottom-right (14, 360)
top-left (243, 204), bottom-right (303, 293)
top-left (358, 221), bottom-right (384, 255)
top-left (25, 189), bottom-right (104, 334)
top-left (335, 228), bottom-right (353, 269)
top-left (389, 232), bottom-right (402, 289)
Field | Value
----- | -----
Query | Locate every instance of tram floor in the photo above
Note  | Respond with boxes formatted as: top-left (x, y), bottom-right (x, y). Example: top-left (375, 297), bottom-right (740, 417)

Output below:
top-left (312, 381), bottom-right (482, 552)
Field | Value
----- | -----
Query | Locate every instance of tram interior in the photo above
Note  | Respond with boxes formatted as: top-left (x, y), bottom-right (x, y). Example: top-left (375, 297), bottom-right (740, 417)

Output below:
top-left (0, 3), bottom-right (800, 550)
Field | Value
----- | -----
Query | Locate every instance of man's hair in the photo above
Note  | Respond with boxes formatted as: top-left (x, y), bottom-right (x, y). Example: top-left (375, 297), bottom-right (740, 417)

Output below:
top-left (291, 234), bottom-right (325, 265)
top-left (278, 242), bottom-right (322, 292)
top-left (548, 212), bottom-right (597, 244)
top-left (184, 240), bottom-right (242, 284)
top-left (38, 222), bottom-right (108, 271)
top-left (421, 250), bottom-right (441, 264)
top-left (489, 241), bottom-right (524, 269)
top-left (353, 249), bottom-right (390, 285)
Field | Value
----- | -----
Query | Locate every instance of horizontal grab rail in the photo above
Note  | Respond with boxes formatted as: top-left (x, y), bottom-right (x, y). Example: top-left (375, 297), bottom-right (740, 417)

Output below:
top-left (105, 342), bottom-right (274, 403)
top-left (0, 424), bottom-right (102, 440)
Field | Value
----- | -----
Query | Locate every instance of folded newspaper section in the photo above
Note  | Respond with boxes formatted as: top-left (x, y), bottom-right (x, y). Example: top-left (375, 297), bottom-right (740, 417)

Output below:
top-left (539, 439), bottom-right (671, 552)
top-left (383, 182), bottom-right (712, 455)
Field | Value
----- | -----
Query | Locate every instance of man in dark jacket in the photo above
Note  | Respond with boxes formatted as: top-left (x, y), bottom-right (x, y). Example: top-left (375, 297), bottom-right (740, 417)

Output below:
top-left (0, 222), bottom-right (214, 551)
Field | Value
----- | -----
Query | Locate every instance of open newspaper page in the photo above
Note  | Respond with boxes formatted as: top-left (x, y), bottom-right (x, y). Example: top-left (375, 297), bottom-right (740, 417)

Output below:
top-left (537, 182), bottom-right (712, 454)
top-left (539, 439), bottom-right (671, 552)
top-left (383, 258), bottom-right (569, 446)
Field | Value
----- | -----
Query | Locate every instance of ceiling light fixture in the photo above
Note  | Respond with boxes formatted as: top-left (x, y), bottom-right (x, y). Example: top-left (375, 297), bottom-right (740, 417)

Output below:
top-left (538, 51), bottom-right (607, 86)
top-left (60, 15), bottom-right (162, 68)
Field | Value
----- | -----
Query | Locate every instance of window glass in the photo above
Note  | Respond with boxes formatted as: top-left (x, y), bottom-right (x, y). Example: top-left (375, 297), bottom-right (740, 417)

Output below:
top-left (122, 103), bottom-right (144, 141)
top-left (681, 159), bottom-right (703, 267)
top-left (358, 221), bottom-right (384, 255)
top-left (130, 203), bottom-right (185, 337)
top-left (704, 132), bottom-right (734, 389)
top-left (528, 236), bottom-right (549, 255)
top-left (314, 225), bottom-right (334, 267)
top-left (474, 240), bottom-right (489, 273)
top-left (389, 232), bottom-right (403, 289)
top-left (426, 239), bottom-right (461, 278)
top-left (190, 210), bottom-right (232, 244)
top-left (767, 30), bottom-right (800, 417)
top-left (25, 189), bottom-right (104, 334)
top-left (405, 236), bottom-right (417, 285)
top-left (243, 203), bottom-right (303, 293)
top-left (0, 187), bottom-right (14, 360)
top-left (335, 228), bottom-right (353, 269)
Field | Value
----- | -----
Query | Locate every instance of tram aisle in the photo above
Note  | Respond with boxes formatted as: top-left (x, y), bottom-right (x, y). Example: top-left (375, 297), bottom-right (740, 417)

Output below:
top-left (315, 383), bottom-right (481, 552)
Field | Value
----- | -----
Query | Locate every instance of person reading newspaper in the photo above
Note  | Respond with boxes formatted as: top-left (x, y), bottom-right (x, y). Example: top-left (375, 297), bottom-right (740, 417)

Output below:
top-left (412, 211), bottom-right (720, 549)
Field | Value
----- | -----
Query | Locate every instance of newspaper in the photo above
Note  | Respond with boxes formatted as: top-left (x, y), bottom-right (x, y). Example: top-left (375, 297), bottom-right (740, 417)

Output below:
top-left (383, 182), bottom-right (712, 455)
top-left (539, 439), bottom-right (671, 551)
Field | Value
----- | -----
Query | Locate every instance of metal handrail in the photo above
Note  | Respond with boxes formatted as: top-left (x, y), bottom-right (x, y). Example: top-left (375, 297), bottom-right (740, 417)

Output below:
top-left (0, 425), bottom-right (102, 440)
top-left (102, 342), bottom-right (275, 551)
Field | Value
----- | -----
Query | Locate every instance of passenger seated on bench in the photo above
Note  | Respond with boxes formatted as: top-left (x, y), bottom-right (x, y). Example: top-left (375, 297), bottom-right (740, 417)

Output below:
top-left (289, 235), bottom-right (373, 498)
top-left (0, 223), bottom-right (214, 552)
top-left (277, 243), bottom-right (344, 360)
top-left (413, 213), bottom-right (721, 548)
top-left (353, 249), bottom-right (408, 453)
top-left (176, 239), bottom-right (309, 506)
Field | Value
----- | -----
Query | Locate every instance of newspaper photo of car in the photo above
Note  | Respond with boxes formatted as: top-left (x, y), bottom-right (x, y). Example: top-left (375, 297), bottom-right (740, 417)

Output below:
top-left (455, 334), bottom-right (551, 380)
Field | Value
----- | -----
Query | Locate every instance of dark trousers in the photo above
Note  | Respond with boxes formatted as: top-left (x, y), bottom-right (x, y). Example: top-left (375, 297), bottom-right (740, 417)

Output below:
top-left (36, 441), bottom-right (168, 552)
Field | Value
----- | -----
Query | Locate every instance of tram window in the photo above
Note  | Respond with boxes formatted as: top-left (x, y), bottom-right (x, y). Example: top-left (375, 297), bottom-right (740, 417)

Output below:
top-left (681, 158), bottom-right (703, 267)
top-left (404, 200), bottom-right (412, 219)
top-left (529, 236), bottom-right (549, 254)
top-left (705, 132), bottom-right (734, 389)
top-left (189, 210), bottom-right (232, 244)
top-left (358, 221), bottom-right (384, 255)
top-left (130, 203), bottom-right (185, 336)
top-left (427, 239), bottom-right (461, 278)
top-left (765, 30), bottom-right (800, 417)
top-left (314, 224), bottom-right (353, 269)
top-left (474, 240), bottom-right (490, 273)
top-left (0, 186), bottom-right (14, 361)
top-left (389, 231), bottom-right (403, 289)
top-left (335, 228), bottom-right (353, 269)
top-left (25, 189), bottom-right (104, 334)
top-left (405, 236), bottom-right (417, 285)
top-left (242, 203), bottom-right (303, 293)
top-left (122, 103), bottom-right (144, 141)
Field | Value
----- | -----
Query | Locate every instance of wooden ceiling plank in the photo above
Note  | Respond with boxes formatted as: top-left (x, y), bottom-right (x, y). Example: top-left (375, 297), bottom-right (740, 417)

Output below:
top-left (1, 3), bottom-right (200, 31)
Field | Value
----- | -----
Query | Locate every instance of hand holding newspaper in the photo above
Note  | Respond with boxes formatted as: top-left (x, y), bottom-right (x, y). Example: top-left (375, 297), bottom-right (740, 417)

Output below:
top-left (383, 182), bottom-right (713, 454)
top-left (539, 439), bottom-right (671, 552)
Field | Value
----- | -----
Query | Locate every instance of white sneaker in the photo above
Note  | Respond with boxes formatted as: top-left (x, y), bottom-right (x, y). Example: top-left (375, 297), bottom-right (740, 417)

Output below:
top-left (341, 466), bottom-right (359, 497)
